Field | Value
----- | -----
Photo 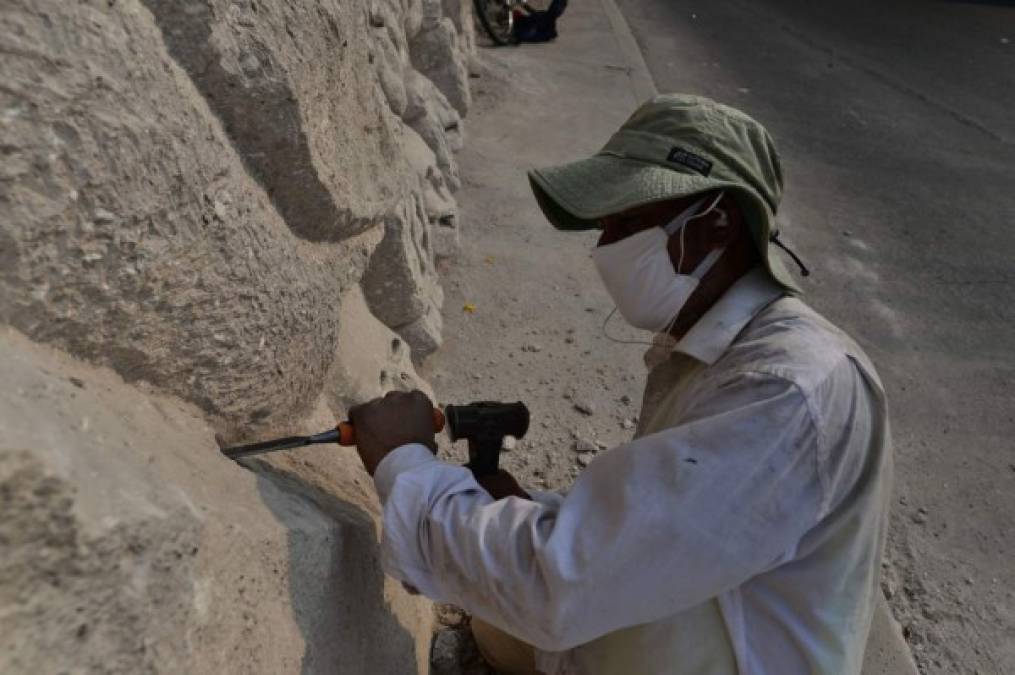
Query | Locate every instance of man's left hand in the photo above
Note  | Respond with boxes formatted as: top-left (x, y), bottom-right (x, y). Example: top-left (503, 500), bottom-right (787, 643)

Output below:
top-left (348, 390), bottom-right (438, 475)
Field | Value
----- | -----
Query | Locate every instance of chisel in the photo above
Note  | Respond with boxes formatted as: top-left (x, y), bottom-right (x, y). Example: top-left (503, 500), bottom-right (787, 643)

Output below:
top-left (221, 408), bottom-right (446, 460)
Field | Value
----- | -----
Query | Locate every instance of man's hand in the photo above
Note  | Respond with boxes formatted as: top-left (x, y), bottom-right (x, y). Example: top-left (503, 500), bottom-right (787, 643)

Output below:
top-left (348, 390), bottom-right (438, 475)
top-left (477, 469), bottom-right (531, 501)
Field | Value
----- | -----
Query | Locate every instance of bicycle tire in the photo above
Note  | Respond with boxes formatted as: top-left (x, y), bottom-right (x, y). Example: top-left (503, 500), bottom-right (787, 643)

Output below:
top-left (473, 0), bottom-right (516, 46)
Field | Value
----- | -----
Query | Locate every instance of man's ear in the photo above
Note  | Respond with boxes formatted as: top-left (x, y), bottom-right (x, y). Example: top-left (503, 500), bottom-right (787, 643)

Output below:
top-left (708, 208), bottom-right (737, 247)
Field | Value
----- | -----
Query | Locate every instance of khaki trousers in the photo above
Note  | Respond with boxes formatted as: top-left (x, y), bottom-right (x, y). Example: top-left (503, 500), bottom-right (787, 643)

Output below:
top-left (471, 617), bottom-right (541, 675)
top-left (472, 593), bottom-right (915, 675)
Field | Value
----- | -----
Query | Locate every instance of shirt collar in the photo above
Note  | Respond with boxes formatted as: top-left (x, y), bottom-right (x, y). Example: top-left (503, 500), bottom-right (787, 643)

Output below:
top-left (674, 267), bottom-right (785, 365)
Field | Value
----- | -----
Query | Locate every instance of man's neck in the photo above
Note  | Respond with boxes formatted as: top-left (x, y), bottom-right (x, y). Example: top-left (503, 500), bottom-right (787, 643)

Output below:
top-left (666, 265), bottom-right (753, 341)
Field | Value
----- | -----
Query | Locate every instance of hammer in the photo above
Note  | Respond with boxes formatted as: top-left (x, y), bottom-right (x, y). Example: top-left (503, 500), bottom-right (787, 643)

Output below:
top-left (220, 401), bottom-right (529, 478)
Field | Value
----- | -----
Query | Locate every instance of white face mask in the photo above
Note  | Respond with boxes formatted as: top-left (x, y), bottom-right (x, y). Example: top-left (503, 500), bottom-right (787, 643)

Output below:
top-left (592, 192), bottom-right (726, 334)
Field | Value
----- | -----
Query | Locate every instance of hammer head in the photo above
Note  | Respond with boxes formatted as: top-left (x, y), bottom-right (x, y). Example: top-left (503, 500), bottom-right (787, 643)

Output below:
top-left (445, 401), bottom-right (530, 443)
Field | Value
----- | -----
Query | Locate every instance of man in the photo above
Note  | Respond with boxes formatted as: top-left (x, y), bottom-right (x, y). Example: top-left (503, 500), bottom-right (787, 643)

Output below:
top-left (350, 94), bottom-right (893, 674)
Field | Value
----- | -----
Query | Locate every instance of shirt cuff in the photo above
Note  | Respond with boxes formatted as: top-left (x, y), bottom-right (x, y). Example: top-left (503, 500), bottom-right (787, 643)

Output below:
top-left (373, 443), bottom-right (440, 504)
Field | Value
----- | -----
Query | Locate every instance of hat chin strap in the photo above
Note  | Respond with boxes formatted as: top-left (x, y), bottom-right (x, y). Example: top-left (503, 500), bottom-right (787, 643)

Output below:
top-left (689, 245), bottom-right (726, 280)
top-left (769, 230), bottom-right (811, 277)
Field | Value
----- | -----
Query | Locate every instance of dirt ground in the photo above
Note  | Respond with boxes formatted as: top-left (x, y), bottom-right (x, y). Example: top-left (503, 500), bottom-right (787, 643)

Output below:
top-left (423, 58), bottom-right (645, 496)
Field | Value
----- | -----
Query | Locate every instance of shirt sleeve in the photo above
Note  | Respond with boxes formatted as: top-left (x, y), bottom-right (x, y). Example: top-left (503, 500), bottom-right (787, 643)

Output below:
top-left (374, 372), bottom-right (822, 651)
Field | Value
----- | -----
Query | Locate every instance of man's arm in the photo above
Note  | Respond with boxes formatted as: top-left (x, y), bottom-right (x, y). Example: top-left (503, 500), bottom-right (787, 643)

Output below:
top-left (374, 373), bottom-right (823, 652)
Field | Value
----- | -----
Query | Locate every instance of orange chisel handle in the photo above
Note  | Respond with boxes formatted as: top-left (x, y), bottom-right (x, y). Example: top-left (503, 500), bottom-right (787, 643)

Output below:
top-left (337, 407), bottom-right (446, 446)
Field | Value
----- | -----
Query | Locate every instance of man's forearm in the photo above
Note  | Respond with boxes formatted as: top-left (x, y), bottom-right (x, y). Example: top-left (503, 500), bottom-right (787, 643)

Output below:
top-left (374, 444), bottom-right (587, 650)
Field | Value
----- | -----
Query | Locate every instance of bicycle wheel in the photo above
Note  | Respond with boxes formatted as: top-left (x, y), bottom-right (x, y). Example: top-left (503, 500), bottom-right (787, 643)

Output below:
top-left (474, 0), bottom-right (516, 46)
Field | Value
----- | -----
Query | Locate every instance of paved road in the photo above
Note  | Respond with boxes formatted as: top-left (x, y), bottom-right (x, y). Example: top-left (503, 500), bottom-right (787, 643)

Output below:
top-left (612, 1), bottom-right (1015, 672)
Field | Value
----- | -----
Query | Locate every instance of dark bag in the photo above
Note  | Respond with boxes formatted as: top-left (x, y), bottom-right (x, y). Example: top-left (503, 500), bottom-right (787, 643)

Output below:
top-left (512, 0), bottom-right (568, 43)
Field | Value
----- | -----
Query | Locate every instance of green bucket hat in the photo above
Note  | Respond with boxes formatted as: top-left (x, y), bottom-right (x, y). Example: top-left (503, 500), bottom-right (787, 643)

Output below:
top-left (528, 93), bottom-right (803, 293)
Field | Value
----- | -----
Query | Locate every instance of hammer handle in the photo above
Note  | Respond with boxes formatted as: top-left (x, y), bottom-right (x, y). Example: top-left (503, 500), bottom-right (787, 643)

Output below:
top-left (337, 407), bottom-right (446, 446)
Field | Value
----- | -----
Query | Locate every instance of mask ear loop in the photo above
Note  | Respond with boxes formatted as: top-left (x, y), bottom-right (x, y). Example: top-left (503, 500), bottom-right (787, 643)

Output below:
top-left (660, 191), bottom-right (725, 336)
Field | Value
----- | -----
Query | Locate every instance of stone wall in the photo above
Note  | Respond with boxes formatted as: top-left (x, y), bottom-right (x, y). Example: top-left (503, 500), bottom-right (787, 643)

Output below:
top-left (0, 0), bottom-right (474, 670)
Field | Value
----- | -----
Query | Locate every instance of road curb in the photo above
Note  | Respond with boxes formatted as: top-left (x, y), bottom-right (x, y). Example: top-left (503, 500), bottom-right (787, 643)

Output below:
top-left (598, 0), bottom-right (657, 103)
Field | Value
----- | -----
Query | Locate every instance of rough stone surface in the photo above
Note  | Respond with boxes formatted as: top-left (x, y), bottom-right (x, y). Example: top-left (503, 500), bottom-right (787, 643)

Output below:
top-left (325, 285), bottom-right (432, 410)
top-left (0, 0), bottom-right (470, 436)
top-left (141, 0), bottom-right (412, 242)
top-left (404, 69), bottom-right (464, 191)
top-left (0, 329), bottom-right (433, 674)
top-left (361, 196), bottom-right (444, 326)
top-left (0, 0), bottom-right (380, 438)
top-left (360, 193), bottom-right (446, 360)
top-left (396, 302), bottom-right (446, 361)
top-left (410, 0), bottom-right (472, 117)
top-left (0, 0), bottom-right (473, 669)
top-left (441, 0), bottom-right (478, 58)
top-left (405, 125), bottom-right (461, 259)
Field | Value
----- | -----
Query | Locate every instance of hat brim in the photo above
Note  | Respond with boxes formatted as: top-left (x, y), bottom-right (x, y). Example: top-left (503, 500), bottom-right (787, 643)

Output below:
top-left (528, 155), bottom-right (723, 230)
top-left (528, 154), bottom-right (802, 294)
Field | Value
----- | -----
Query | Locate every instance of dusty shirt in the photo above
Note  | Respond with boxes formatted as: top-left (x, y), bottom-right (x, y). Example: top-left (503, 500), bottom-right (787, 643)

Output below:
top-left (374, 268), bottom-right (893, 675)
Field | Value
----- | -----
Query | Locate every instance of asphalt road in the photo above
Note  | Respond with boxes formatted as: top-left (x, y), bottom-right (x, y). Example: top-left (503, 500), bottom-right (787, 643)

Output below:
top-left (612, 1), bottom-right (1015, 672)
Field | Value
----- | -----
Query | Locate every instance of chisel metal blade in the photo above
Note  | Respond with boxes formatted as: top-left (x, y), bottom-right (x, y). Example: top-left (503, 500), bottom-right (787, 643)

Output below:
top-left (220, 428), bottom-right (341, 460)
top-left (221, 435), bottom-right (313, 459)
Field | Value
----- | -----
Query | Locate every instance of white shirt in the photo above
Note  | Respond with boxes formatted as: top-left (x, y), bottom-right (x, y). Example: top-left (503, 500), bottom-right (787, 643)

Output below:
top-left (374, 269), bottom-right (893, 675)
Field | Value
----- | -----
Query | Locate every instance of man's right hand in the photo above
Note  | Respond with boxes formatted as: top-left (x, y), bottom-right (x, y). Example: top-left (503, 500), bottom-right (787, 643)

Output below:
top-left (476, 469), bottom-right (531, 501)
top-left (347, 390), bottom-right (437, 475)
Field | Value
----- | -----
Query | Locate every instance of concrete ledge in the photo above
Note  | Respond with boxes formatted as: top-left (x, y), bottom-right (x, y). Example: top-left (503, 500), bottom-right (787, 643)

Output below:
top-left (598, 0), bottom-right (657, 103)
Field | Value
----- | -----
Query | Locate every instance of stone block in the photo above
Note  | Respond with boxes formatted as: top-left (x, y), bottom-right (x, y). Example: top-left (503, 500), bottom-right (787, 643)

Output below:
top-left (410, 8), bottom-right (472, 117)
top-left (0, 0), bottom-right (385, 435)
top-left (395, 302), bottom-right (445, 361)
top-left (375, 33), bottom-right (410, 117)
top-left (325, 285), bottom-right (432, 410)
top-left (441, 0), bottom-right (477, 56)
top-left (360, 194), bottom-right (444, 331)
top-left (404, 127), bottom-right (461, 259)
top-left (404, 70), bottom-right (464, 190)
top-left (0, 329), bottom-right (433, 675)
top-left (142, 0), bottom-right (414, 242)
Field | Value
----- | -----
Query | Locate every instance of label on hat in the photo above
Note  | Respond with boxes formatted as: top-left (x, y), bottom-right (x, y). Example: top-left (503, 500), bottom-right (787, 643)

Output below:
top-left (666, 147), bottom-right (713, 176)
